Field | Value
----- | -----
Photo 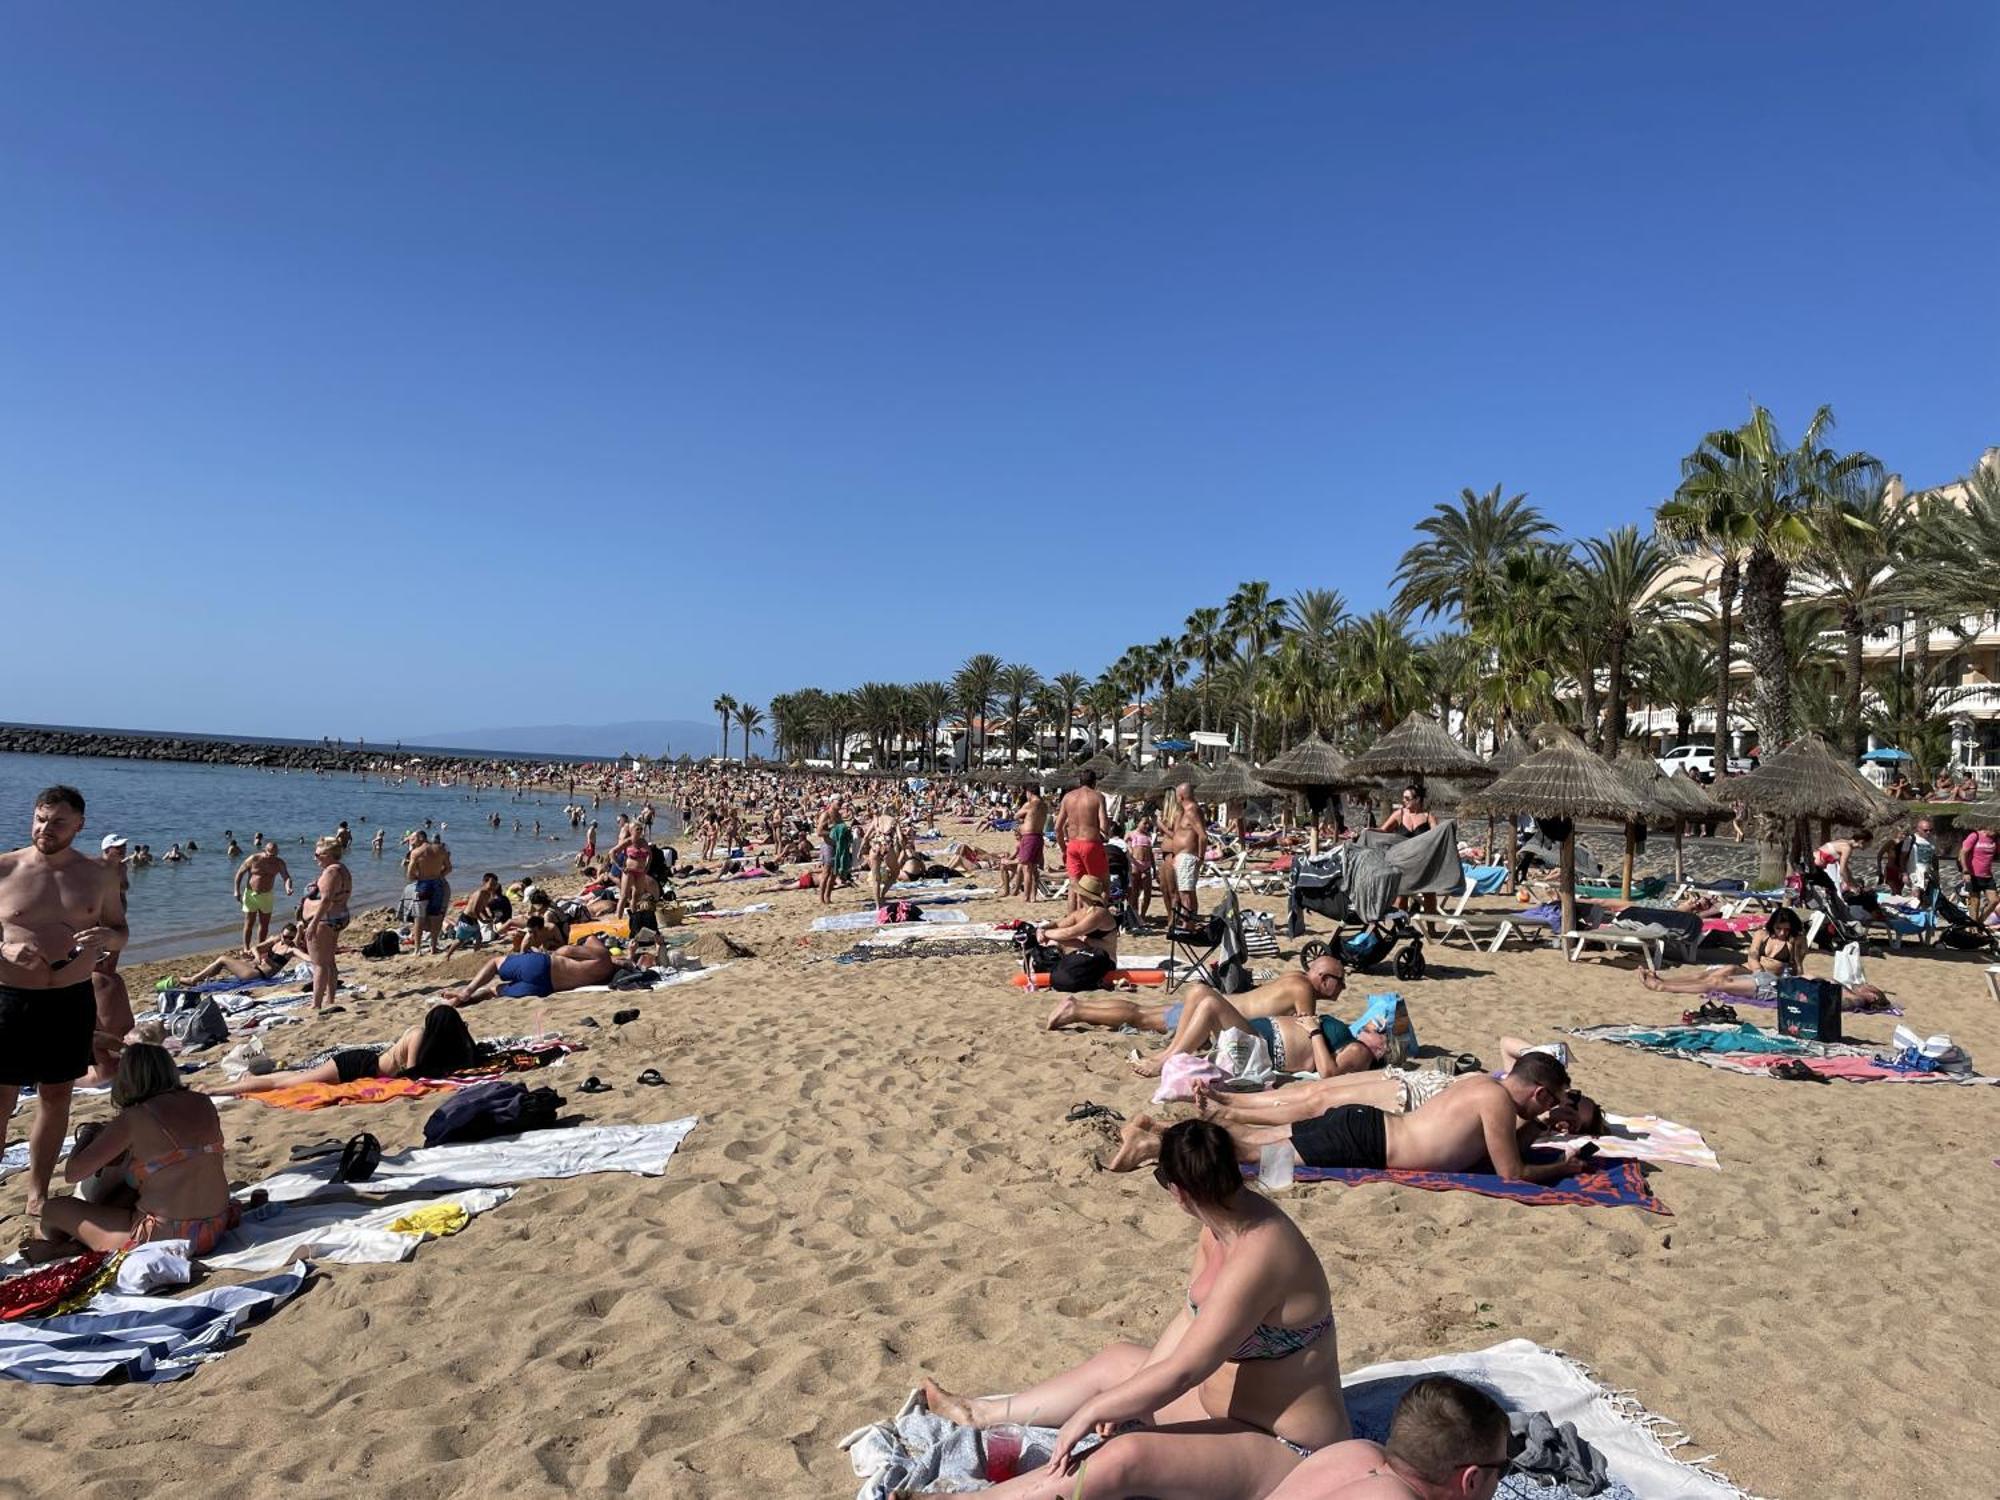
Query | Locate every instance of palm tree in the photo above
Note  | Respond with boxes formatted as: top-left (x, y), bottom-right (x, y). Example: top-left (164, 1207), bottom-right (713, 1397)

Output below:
top-left (1340, 611), bottom-right (1429, 732)
top-left (1572, 526), bottom-right (1678, 756)
top-left (1797, 481), bottom-right (1902, 758)
top-left (1418, 631), bottom-right (1480, 744)
top-left (1112, 648), bottom-right (1150, 766)
top-left (1151, 636), bottom-right (1189, 738)
top-left (1049, 671), bottom-right (1088, 764)
top-left (1181, 606), bottom-right (1228, 732)
top-left (1632, 624), bottom-right (1716, 747)
top-left (1467, 546), bottom-right (1573, 740)
top-left (995, 663), bottom-right (1042, 765)
top-left (909, 680), bottom-right (954, 771)
top-left (853, 682), bottom-right (903, 768)
top-left (1084, 676), bottom-right (1124, 762)
top-left (1286, 589), bottom-right (1349, 665)
top-left (736, 703), bottom-right (765, 762)
top-left (953, 654), bottom-right (1002, 766)
top-left (1225, 581), bottom-right (1286, 758)
top-left (711, 694), bottom-right (737, 761)
top-left (1393, 485), bottom-right (1556, 630)
top-left (1656, 486), bottom-right (1750, 775)
top-left (1667, 403), bottom-right (1881, 749)
top-left (1905, 460), bottom-right (2000, 624)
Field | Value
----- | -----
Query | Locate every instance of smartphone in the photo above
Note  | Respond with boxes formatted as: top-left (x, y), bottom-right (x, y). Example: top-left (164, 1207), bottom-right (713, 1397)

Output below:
top-left (1576, 1142), bottom-right (1600, 1160)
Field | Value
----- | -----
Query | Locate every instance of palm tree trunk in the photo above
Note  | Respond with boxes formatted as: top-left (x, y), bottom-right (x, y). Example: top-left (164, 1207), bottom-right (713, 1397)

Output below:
top-left (1605, 635), bottom-right (1627, 757)
top-left (1579, 671), bottom-right (1603, 754)
top-left (1741, 547), bottom-right (1792, 750)
top-left (1842, 607), bottom-right (1865, 759)
top-left (1713, 556), bottom-right (1738, 767)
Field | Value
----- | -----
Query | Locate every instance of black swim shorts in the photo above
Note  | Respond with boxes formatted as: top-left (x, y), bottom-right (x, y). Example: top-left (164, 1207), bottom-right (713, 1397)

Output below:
top-left (1291, 1104), bottom-right (1389, 1171)
top-left (332, 1048), bottom-right (383, 1085)
top-left (0, 980), bottom-right (98, 1087)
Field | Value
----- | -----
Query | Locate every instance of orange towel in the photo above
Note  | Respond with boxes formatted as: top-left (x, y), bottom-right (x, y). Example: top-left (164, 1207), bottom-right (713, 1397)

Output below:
top-left (245, 1077), bottom-right (454, 1111)
top-left (1010, 969), bottom-right (1167, 989)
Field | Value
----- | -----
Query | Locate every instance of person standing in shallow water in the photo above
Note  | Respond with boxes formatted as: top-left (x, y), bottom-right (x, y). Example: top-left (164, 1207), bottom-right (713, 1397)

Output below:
top-left (0, 786), bottom-right (129, 1215)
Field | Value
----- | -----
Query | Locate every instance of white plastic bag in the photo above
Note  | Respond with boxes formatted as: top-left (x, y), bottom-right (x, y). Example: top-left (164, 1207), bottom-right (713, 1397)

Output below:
top-left (1833, 941), bottom-right (1865, 988)
top-left (1214, 1026), bottom-right (1273, 1085)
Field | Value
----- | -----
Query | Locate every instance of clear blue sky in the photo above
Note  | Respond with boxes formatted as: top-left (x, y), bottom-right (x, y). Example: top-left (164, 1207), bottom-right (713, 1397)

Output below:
top-left (5, 3), bottom-right (1995, 741)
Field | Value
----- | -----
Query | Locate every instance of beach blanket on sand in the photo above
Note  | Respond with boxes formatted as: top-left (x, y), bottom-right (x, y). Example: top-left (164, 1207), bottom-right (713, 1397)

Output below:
top-left (0, 1264), bottom-right (309, 1385)
top-left (811, 908), bottom-right (971, 933)
top-left (561, 961), bottom-right (731, 995)
top-left (1245, 1158), bottom-right (1669, 1214)
top-left (0, 1137), bottom-right (74, 1183)
top-left (240, 1077), bottom-right (454, 1111)
top-left (159, 967), bottom-right (310, 1000)
top-left (1573, 1023), bottom-right (2000, 1086)
top-left (843, 1339), bottom-right (1750, 1500)
top-left (1713, 987), bottom-right (1902, 1017)
top-left (693, 903), bottom-right (772, 919)
top-left (1582, 1114), bottom-right (1719, 1171)
top-left (852, 922), bottom-right (1011, 948)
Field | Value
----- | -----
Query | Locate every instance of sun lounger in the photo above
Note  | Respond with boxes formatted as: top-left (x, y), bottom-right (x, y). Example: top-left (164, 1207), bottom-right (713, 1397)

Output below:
top-left (1419, 875), bottom-right (1506, 950)
top-left (1563, 927), bottom-right (1664, 971)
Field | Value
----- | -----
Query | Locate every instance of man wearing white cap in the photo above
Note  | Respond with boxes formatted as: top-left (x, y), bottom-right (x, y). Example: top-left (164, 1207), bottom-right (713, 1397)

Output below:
top-left (86, 835), bottom-right (134, 1084)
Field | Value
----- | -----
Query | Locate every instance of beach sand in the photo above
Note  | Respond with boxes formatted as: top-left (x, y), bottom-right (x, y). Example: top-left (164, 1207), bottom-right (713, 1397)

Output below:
top-left (8, 835), bottom-right (1998, 1498)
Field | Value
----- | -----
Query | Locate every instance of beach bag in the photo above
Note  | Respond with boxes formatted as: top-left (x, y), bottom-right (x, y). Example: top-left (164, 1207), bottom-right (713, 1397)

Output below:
top-left (1832, 941), bottom-right (1866, 989)
top-left (361, 930), bottom-right (401, 960)
top-left (1152, 1052), bottom-right (1226, 1104)
top-left (1214, 1026), bottom-right (1274, 1085)
top-left (1050, 950), bottom-right (1114, 993)
top-left (422, 1081), bottom-right (566, 1147)
top-left (1777, 977), bottom-right (1843, 1043)
top-left (165, 997), bottom-right (228, 1050)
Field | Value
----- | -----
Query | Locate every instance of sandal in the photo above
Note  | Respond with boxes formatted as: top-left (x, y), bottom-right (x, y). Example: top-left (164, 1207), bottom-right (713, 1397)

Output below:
top-left (636, 1068), bottom-right (666, 1087)
top-left (333, 1132), bottom-right (382, 1182)
top-left (1771, 1059), bottom-right (1830, 1083)
top-left (1451, 1053), bottom-right (1484, 1076)
top-left (612, 1009), bottom-right (641, 1026)
top-left (289, 1138), bottom-right (345, 1162)
top-left (578, 1016), bottom-right (601, 1029)
top-left (578, 1075), bottom-right (612, 1094)
top-left (1064, 1101), bottom-right (1125, 1124)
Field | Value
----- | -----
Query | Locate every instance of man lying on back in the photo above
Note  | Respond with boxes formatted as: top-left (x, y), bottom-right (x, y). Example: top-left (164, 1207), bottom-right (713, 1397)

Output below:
top-left (1265, 1376), bottom-right (1512, 1499)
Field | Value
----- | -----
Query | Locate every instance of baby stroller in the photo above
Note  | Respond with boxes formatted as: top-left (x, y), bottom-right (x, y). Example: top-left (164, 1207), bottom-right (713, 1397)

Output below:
top-left (1925, 883), bottom-right (1997, 951)
top-left (1792, 860), bottom-right (1865, 950)
top-left (1104, 841), bottom-right (1142, 935)
top-left (1284, 843), bottom-right (1427, 978)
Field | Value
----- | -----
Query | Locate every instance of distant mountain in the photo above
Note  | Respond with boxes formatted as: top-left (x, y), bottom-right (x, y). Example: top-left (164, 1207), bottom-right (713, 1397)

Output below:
top-left (418, 719), bottom-right (725, 760)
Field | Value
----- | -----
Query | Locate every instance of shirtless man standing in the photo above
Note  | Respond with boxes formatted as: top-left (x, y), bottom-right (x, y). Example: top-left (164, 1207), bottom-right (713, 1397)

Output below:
top-left (1166, 779), bottom-right (1206, 920)
top-left (233, 840), bottom-right (294, 950)
top-left (1107, 1052), bottom-right (1584, 1185)
top-left (0, 787), bottom-right (129, 1214)
top-left (405, 830), bottom-right (453, 955)
top-left (1055, 769), bottom-right (1111, 912)
top-left (1008, 785), bottom-right (1047, 900)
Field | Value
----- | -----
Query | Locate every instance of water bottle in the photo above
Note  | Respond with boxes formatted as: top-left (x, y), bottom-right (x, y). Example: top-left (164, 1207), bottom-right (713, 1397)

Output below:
top-left (1259, 1140), bottom-right (1297, 1192)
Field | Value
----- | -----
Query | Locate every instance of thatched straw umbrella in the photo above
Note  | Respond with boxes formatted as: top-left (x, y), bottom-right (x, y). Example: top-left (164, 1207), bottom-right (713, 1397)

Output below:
top-left (1347, 712), bottom-right (1495, 787)
top-left (1612, 748), bottom-right (1729, 895)
top-left (1098, 760), bottom-right (1146, 797)
top-left (1730, 736), bottom-right (1906, 876)
top-left (1461, 731), bottom-right (1646, 934)
top-left (1957, 797), bottom-right (2000, 831)
top-left (1257, 735), bottom-right (1365, 849)
top-left (1195, 755), bottom-right (1275, 828)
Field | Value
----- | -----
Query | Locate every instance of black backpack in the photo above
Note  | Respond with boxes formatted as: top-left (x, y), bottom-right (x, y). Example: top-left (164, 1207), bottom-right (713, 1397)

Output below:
top-left (361, 930), bottom-right (401, 960)
top-left (422, 1080), bottom-right (567, 1146)
top-left (1050, 950), bottom-right (1115, 992)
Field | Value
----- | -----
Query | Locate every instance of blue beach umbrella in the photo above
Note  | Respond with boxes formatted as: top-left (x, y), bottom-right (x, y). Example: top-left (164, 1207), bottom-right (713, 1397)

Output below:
top-left (1860, 748), bottom-right (1914, 762)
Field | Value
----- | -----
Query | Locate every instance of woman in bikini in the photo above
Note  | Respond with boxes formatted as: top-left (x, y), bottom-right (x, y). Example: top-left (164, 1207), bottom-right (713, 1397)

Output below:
top-left (300, 836), bottom-right (351, 1013)
top-left (915, 1120), bottom-right (1348, 1499)
top-left (32, 1044), bottom-right (241, 1256)
top-left (209, 1004), bottom-right (481, 1096)
top-left (1635, 906), bottom-right (1897, 1007)
top-left (175, 925), bottom-right (306, 987)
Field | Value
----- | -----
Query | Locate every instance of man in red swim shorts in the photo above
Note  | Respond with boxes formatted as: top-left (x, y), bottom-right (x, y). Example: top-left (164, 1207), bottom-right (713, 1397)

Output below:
top-left (1009, 785), bottom-right (1047, 900)
top-left (1057, 768), bottom-right (1112, 911)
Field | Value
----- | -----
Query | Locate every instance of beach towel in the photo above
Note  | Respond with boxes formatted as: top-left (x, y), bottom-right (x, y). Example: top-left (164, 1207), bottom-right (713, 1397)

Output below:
top-left (852, 922), bottom-right (1014, 949)
top-left (1572, 1023), bottom-right (1999, 1086)
top-left (844, 1338), bottom-right (1749, 1500)
top-left (1467, 862), bottom-right (1510, 895)
top-left (251, 1118), bottom-right (700, 1204)
top-left (239, 1077), bottom-right (454, 1111)
top-left (0, 1264), bottom-right (310, 1385)
top-left (1245, 1157), bottom-right (1669, 1213)
top-left (1579, 1114), bottom-right (1719, 1171)
top-left (811, 908), bottom-right (970, 933)
top-left (693, 903), bottom-right (773, 919)
top-left (159, 967), bottom-right (309, 1000)
top-left (1714, 987), bottom-right (1902, 1017)
top-left (560, 961), bottom-right (732, 995)
top-left (0, 1136), bottom-right (73, 1183)
top-left (200, 1188), bottom-right (518, 1271)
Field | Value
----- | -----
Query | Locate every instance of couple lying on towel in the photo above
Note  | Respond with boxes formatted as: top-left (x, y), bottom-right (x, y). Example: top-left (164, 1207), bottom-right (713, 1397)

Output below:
top-left (1049, 955), bottom-right (1399, 1083)
top-left (208, 1006), bottom-right (480, 1095)
top-left (439, 933), bottom-right (625, 1007)
top-left (909, 1119), bottom-right (1512, 1499)
top-left (1106, 1051), bottom-right (1593, 1184)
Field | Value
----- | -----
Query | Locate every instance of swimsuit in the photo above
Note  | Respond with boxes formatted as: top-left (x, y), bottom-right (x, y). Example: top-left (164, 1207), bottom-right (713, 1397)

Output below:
top-left (1065, 839), bottom-right (1109, 882)
top-left (1395, 1069), bottom-right (1454, 1112)
top-left (241, 888), bottom-right (275, 915)
top-left (0, 980), bottom-right (97, 1087)
top-left (414, 877), bottom-right (448, 917)
top-left (126, 1102), bottom-right (239, 1255)
top-left (1173, 852), bottom-right (1199, 888)
top-left (1016, 832), bottom-right (1044, 866)
top-left (333, 1047), bottom-right (383, 1084)
top-left (1247, 1015), bottom-right (1357, 1074)
top-left (1182, 1286), bottom-right (1333, 1461)
top-left (1291, 1103), bottom-right (1389, 1169)
top-left (497, 950), bottom-right (555, 998)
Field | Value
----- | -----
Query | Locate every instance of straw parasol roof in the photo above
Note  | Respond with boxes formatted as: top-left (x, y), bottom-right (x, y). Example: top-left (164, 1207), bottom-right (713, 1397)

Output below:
top-left (1130, 759), bottom-right (1183, 796)
top-left (1731, 736), bottom-right (1905, 828)
top-left (1485, 734), bottom-right (1532, 776)
top-left (1612, 747), bottom-right (1708, 829)
top-left (1256, 734), bottom-right (1363, 791)
top-left (1196, 755), bottom-right (1276, 803)
top-left (1347, 712), bottom-right (1494, 783)
top-left (1956, 797), bottom-right (2000, 830)
top-left (1098, 761), bottom-right (1146, 795)
top-left (1459, 731), bottom-right (1647, 823)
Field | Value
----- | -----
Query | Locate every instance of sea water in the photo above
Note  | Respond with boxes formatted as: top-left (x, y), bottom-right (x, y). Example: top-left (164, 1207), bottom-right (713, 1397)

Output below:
top-left (0, 752), bottom-right (662, 960)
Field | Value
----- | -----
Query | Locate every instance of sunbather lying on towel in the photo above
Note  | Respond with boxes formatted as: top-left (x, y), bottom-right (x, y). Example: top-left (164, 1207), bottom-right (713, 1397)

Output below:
top-left (913, 1119), bottom-right (1350, 1497)
top-left (1640, 967), bottom-right (1891, 1009)
top-left (208, 1005), bottom-right (481, 1095)
top-left (173, 925), bottom-right (306, 986)
top-left (1048, 955), bottom-right (1386, 1081)
top-left (439, 934), bottom-right (624, 1007)
top-left (1636, 906), bottom-right (1809, 1003)
top-left (1107, 1053), bottom-right (1586, 1183)
top-left (1264, 1376), bottom-right (1511, 1500)
top-left (31, 1043), bottom-right (245, 1258)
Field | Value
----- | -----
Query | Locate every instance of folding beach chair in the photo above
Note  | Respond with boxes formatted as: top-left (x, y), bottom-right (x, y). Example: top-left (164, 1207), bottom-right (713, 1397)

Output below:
top-left (1164, 889), bottom-right (1247, 993)
top-left (1418, 874), bottom-right (1504, 951)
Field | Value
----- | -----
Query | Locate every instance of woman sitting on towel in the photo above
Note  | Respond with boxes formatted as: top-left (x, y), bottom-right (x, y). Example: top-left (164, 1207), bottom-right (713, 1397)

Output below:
top-left (174, 925), bottom-right (306, 987)
top-left (915, 1119), bottom-right (1349, 1499)
top-left (208, 1005), bottom-right (481, 1096)
top-left (1639, 907), bottom-right (1806, 1003)
top-left (32, 1043), bottom-right (241, 1256)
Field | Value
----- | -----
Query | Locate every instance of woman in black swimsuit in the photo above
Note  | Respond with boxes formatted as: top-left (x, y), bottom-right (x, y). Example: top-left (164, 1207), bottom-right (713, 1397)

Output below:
top-left (176, 926), bottom-right (306, 987)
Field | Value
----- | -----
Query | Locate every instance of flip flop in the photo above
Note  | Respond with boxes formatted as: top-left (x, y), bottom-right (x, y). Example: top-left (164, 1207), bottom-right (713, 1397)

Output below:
top-left (1452, 1053), bottom-right (1484, 1076)
top-left (612, 1009), bottom-right (641, 1025)
top-left (289, 1138), bottom-right (345, 1162)
top-left (636, 1068), bottom-right (666, 1086)
top-left (578, 1016), bottom-right (601, 1028)
top-left (1065, 1101), bottom-right (1125, 1124)
top-left (578, 1075), bottom-right (611, 1094)
top-left (333, 1132), bottom-right (382, 1182)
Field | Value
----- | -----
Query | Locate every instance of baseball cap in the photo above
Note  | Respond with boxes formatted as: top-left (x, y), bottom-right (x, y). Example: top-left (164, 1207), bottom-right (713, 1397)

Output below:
top-left (101, 834), bottom-right (128, 852)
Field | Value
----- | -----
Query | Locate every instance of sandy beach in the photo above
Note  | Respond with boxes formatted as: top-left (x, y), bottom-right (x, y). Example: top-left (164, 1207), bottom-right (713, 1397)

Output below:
top-left (8, 826), bottom-right (1998, 1500)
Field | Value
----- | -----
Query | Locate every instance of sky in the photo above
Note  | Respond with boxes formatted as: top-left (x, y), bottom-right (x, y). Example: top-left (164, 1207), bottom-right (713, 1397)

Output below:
top-left (4, 3), bottom-right (1996, 743)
